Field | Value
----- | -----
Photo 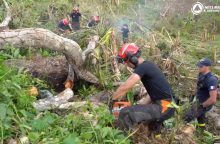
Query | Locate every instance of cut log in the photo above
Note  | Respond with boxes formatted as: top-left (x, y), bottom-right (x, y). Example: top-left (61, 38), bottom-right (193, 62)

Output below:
top-left (0, 28), bottom-right (98, 84)
top-left (82, 35), bottom-right (99, 61)
top-left (33, 88), bottom-right (74, 111)
top-left (5, 56), bottom-right (69, 89)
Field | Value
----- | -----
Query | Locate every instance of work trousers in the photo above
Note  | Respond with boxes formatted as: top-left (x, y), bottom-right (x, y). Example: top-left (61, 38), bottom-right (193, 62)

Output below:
top-left (184, 102), bottom-right (212, 125)
top-left (118, 100), bottom-right (175, 130)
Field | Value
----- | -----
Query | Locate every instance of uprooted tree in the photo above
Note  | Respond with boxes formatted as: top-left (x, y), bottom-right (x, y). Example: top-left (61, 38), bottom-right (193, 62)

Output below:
top-left (0, 0), bottom-right (99, 85)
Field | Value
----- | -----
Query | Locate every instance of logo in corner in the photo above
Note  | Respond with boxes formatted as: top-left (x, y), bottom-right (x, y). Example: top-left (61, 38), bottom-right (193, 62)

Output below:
top-left (191, 2), bottom-right (204, 15)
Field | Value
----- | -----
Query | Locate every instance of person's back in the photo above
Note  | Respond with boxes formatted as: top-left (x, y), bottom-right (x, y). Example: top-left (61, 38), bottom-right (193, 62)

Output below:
top-left (134, 61), bottom-right (173, 101)
top-left (58, 20), bottom-right (65, 29)
top-left (113, 43), bottom-right (176, 131)
top-left (58, 19), bottom-right (70, 32)
top-left (122, 27), bottom-right (129, 37)
top-left (121, 24), bottom-right (129, 43)
top-left (88, 16), bottom-right (100, 28)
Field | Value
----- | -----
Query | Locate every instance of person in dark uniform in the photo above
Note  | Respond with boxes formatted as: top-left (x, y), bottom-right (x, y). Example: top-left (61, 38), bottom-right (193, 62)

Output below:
top-left (58, 19), bottom-right (71, 33)
top-left (121, 24), bottom-right (130, 44)
top-left (69, 7), bottom-right (81, 30)
top-left (112, 43), bottom-right (176, 131)
top-left (87, 16), bottom-right (100, 28)
top-left (184, 58), bottom-right (218, 128)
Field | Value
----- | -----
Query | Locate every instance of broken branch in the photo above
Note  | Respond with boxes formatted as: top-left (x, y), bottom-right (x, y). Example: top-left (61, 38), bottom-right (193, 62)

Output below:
top-left (0, 28), bottom-right (98, 84)
top-left (0, 0), bottom-right (12, 31)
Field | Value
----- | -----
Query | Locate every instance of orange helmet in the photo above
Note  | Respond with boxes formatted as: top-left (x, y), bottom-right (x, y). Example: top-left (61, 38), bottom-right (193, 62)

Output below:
top-left (117, 43), bottom-right (140, 64)
top-left (63, 19), bottom-right (69, 25)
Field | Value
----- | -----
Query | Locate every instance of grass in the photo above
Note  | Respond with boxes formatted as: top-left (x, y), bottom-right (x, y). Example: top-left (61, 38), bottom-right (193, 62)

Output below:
top-left (0, 47), bottom-right (130, 144)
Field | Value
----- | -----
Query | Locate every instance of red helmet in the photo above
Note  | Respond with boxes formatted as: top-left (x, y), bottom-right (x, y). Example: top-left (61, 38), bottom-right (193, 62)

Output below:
top-left (93, 16), bottom-right (100, 22)
top-left (117, 43), bottom-right (140, 63)
top-left (63, 19), bottom-right (69, 25)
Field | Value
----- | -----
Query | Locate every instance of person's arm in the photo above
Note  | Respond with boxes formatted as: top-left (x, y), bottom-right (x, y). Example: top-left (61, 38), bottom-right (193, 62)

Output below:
top-left (112, 74), bottom-right (141, 100)
top-left (202, 77), bottom-right (218, 107)
top-left (202, 90), bottom-right (217, 107)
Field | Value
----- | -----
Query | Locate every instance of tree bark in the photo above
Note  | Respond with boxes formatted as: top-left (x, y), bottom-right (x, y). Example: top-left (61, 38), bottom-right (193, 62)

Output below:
top-left (5, 56), bottom-right (69, 90)
top-left (33, 88), bottom-right (75, 111)
top-left (0, 28), bottom-right (98, 84)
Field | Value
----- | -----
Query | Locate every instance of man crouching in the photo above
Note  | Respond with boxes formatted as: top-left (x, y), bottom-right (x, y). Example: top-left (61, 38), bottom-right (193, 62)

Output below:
top-left (112, 43), bottom-right (177, 132)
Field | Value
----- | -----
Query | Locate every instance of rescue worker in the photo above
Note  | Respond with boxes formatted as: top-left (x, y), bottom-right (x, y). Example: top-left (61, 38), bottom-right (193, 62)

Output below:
top-left (121, 24), bottom-right (130, 44)
top-left (69, 7), bottom-right (81, 30)
top-left (184, 58), bottom-right (218, 128)
top-left (87, 16), bottom-right (100, 28)
top-left (112, 43), bottom-right (176, 131)
top-left (58, 19), bottom-right (71, 33)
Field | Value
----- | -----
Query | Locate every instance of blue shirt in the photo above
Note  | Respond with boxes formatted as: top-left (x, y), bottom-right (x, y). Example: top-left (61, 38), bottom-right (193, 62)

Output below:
top-left (196, 72), bottom-right (218, 103)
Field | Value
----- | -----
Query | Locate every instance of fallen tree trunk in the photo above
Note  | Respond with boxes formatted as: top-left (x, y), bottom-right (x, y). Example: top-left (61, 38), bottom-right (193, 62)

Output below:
top-left (5, 56), bottom-right (69, 90)
top-left (0, 28), bottom-right (98, 84)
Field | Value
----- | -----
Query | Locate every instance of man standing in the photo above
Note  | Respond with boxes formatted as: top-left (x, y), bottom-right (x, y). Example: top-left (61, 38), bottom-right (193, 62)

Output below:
top-left (121, 24), bottom-right (130, 44)
top-left (69, 7), bottom-right (81, 30)
top-left (112, 43), bottom-right (176, 131)
top-left (185, 58), bottom-right (218, 128)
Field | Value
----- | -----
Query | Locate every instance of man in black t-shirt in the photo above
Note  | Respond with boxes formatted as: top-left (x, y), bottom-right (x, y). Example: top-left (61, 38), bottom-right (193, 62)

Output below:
top-left (113, 43), bottom-right (176, 131)
top-left (69, 7), bottom-right (81, 30)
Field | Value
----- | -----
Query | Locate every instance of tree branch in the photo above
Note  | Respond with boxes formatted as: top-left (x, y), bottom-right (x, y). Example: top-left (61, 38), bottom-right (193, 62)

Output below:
top-left (82, 35), bottom-right (99, 61)
top-left (0, 28), bottom-right (98, 84)
top-left (0, 0), bottom-right (12, 31)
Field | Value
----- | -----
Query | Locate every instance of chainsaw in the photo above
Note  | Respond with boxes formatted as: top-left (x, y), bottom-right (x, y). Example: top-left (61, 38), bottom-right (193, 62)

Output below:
top-left (110, 101), bottom-right (131, 119)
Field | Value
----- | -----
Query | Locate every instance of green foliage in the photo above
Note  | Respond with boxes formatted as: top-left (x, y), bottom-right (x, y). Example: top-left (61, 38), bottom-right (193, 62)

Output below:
top-left (1, 0), bottom-right (220, 143)
top-left (0, 54), bottom-right (129, 143)
top-left (0, 61), bottom-right (43, 142)
top-left (195, 130), bottom-right (216, 144)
